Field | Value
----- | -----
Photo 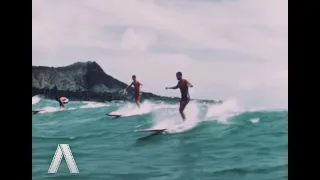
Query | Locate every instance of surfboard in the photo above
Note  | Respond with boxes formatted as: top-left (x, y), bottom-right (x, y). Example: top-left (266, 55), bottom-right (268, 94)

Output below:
top-left (135, 128), bottom-right (167, 132)
top-left (106, 113), bottom-right (122, 117)
top-left (32, 110), bottom-right (43, 114)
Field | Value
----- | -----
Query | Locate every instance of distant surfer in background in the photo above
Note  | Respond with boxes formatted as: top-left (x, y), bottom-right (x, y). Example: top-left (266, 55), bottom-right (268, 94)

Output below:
top-left (165, 72), bottom-right (193, 121)
top-left (124, 75), bottom-right (143, 108)
top-left (55, 96), bottom-right (68, 108)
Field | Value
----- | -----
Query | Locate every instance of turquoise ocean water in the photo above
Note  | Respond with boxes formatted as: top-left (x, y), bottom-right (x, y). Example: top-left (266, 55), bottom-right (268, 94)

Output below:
top-left (32, 95), bottom-right (288, 180)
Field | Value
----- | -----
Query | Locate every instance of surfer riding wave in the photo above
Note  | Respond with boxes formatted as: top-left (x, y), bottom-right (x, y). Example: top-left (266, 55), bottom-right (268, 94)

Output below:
top-left (166, 71), bottom-right (193, 121)
top-left (124, 75), bottom-right (143, 108)
top-left (55, 96), bottom-right (68, 108)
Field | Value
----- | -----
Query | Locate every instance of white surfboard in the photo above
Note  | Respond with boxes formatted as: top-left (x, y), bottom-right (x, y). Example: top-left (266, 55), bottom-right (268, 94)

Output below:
top-left (32, 109), bottom-right (44, 114)
top-left (106, 113), bottom-right (122, 117)
top-left (135, 128), bottom-right (167, 132)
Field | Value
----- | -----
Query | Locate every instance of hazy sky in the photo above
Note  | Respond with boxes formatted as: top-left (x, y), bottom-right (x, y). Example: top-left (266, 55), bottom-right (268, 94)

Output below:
top-left (32, 0), bottom-right (288, 109)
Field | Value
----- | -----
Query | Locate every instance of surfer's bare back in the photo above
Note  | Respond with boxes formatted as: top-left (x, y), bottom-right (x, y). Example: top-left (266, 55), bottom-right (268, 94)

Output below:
top-left (165, 72), bottom-right (193, 121)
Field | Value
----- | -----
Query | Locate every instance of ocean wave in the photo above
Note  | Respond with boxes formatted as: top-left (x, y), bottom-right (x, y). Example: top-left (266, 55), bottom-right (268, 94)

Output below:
top-left (32, 97), bottom-right (287, 180)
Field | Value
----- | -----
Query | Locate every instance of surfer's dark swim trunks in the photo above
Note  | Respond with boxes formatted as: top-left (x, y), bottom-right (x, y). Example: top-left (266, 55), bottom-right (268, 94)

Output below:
top-left (180, 93), bottom-right (190, 104)
top-left (134, 91), bottom-right (142, 99)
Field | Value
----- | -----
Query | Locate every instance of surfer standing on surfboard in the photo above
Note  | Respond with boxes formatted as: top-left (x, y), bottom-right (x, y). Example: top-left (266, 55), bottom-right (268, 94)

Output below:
top-left (55, 96), bottom-right (68, 108)
top-left (165, 72), bottom-right (193, 121)
top-left (124, 75), bottom-right (143, 108)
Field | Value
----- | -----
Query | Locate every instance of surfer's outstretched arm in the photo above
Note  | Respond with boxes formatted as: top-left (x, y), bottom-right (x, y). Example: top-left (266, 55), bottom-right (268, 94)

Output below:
top-left (165, 85), bottom-right (178, 90)
top-left (124, 82), bottom-right (133, 91)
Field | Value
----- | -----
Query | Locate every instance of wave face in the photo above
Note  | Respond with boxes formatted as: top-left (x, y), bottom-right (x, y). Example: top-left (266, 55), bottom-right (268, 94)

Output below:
top-left (32, 96), bottom-right (287, 180)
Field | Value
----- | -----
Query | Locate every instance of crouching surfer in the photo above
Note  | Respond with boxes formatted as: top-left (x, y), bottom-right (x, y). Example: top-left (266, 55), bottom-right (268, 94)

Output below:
top-left (55, 96), bottom-right (69, 109)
